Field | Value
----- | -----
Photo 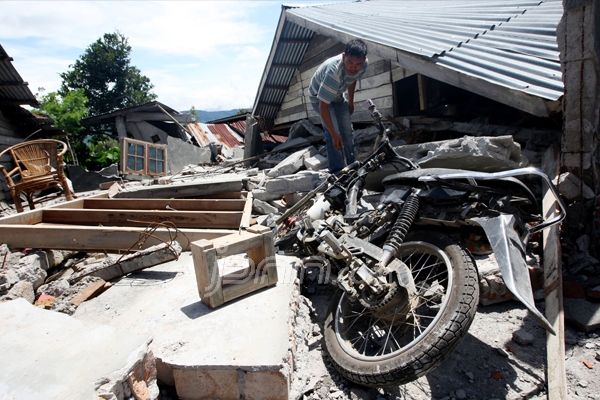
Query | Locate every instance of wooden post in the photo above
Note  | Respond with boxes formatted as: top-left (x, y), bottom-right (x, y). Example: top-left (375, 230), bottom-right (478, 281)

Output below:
top-left (243, 115), bottom-right (262, 167)
top-left (542, 144), bottom-right (567, 399)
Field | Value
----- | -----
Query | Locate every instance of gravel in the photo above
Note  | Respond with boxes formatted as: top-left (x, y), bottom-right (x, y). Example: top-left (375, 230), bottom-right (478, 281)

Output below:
top-left (290, 285), bottom-right (600, 400)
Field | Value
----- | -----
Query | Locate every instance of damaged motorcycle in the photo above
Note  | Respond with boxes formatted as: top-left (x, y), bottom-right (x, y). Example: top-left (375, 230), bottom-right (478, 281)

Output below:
top-left (274, 100), bottom-right (567, 387)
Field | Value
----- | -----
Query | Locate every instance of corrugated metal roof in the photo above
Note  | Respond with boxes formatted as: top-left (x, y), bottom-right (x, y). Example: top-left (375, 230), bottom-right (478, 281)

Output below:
top-left (186, 122), bottom-right (243, 150)
top-left (0, 44), bottom-right (39, 107)
top-left (253, 0), bottom-right (563, 126)
top-left (287, 0), bottom-right (563, 101)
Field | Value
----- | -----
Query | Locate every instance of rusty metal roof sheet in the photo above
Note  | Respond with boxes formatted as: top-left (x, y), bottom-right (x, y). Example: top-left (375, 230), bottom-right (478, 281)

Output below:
top-left (186, 122), bottom-right (243, 150)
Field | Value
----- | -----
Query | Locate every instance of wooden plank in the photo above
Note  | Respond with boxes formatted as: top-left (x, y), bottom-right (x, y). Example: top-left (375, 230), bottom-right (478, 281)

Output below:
top-left (113, 179), bottom-right (243, 199)
top-left (70, 279), bottom-right (106, 306)
top-left (209, 230), bottom-right (264, 256)
top-left (190, 240), bottom-right (223, 308)
top-left (0, 225), bottom-right (233, 251)
top-left (240, 192), bottom-right (253, 229)
top-left (0, 209), bottom-right (44, 225)
top-left (542, 144), bottom-right (567, 400)
top-left (47, 198), bottom-right (86, 209)
top-left (83, 198), bottom-right (246, 212)
top-left (41, 209), bottom-right (243, 229)
top-left (222, 279), bottom-right (270, 303)
top-left (418, 74), bottom-right (427, 111)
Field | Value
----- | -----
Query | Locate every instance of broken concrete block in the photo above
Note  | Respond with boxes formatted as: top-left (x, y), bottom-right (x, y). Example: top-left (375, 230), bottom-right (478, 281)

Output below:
top-left (288, 119), bottom-right (324, 140)
top-left (252, 189), bottom-right (283, 202)
top-left (564, 298), bottom-right (600, 332)
top-left (267, 146), bottom-right (317, 178)
top-left (68, 242), bottom-right (182, 284)
top-left (67, 164), bottom-right (122, 193)
top-left (19, 251), bottom-right (50, 271)
top-left (0, 298), bottom-right (156, 399)
top-left (393, 135), bottom-right (528, 172)
top-left (265, 174), bottom-right (315, 195)
top-left (36, 278), bottom-right (70, 298)
top-left (304, 154), bottom-right (329, 171)
top-left (5, 280), bottom-right (35, 303)
top-left (553, 172), bottom-right (596, 201)
top-left (14, 263), bottom-right (47, 292)
top-left (253, 199), bottom-right (279, 215)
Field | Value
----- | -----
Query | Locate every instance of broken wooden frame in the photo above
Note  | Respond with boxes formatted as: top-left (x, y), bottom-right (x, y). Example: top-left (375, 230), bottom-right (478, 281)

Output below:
top-left (190, 225), bottom-right (278, 308)
top-left (120, 137), bottom-right (167, 177)
top-left (0, 191), bottom-right (253, 252)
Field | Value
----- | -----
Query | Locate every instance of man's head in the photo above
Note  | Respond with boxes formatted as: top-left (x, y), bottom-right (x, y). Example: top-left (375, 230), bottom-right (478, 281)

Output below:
top-left (343, 39), bottom-right (367, 76)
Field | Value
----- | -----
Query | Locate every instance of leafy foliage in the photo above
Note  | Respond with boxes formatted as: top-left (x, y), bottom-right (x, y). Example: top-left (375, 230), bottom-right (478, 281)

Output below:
top-left (59, 31), bottom-right (157, 117)
top-left (33, 88), bottom-right (88, 137)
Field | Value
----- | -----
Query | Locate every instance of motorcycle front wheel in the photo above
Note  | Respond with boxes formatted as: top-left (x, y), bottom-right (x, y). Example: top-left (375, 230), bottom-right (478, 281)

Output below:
top-left (323, 230), bottom-right (479, 387)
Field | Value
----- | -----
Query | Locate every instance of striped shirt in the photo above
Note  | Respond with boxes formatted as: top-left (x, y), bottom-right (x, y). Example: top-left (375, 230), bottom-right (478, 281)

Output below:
top-left (309, 54), bottom-right (369, 104)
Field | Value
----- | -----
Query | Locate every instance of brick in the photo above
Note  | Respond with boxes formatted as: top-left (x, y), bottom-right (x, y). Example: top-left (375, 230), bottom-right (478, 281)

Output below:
top-left (244, 370), bottom-right (288, 400)
top-left (173, 369), bottom-right (240, 400)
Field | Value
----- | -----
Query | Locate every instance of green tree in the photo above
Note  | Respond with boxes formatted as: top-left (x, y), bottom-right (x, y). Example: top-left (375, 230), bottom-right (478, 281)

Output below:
top-left (34, 88), bottom-right (89, 137)
top-left (59, 31), bottom-right (157, 116)
top-left (235, 108), bottom-right (251, 116)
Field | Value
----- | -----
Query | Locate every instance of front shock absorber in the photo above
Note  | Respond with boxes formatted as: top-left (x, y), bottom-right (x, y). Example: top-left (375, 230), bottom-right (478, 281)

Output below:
top-left (379, 188), bottom-right (420, 268)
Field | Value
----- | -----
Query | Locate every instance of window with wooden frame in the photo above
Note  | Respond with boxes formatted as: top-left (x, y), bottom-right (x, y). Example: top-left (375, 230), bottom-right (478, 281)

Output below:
top-left (120, 137), bottom-right (167, 176)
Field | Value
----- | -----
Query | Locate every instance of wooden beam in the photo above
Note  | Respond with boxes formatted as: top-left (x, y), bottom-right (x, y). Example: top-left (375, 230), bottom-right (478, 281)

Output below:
top-left (40, 209), bottom-right (243, 229)
top-left (417, 74), bottom-right (427, 111)
top-left (82, 198), bottom-right (246, 212)
top-left (542, 144), bottom-right (567, 400)
top-left (0, 225), bottom-right (233, 252)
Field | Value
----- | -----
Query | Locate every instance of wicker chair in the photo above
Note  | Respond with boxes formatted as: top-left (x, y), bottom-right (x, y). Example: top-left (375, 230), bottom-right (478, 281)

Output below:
top-left (0, 139), bottom-right (74, 213)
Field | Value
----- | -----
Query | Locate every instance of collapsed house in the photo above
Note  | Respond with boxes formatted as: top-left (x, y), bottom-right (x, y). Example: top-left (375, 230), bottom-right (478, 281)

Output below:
top-left (1, 0), bottom-right (600, 399)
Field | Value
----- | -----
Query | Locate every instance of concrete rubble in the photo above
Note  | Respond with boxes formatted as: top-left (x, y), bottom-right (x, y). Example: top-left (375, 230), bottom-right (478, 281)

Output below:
top-left (1, 118), bottom-right (600, 399)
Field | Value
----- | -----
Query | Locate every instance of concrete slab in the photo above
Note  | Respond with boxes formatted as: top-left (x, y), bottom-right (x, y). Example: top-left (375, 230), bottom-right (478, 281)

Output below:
top-left (0, 298), bottom-right (154, 399)
top-left (74, 251), bottom-right (300, 399)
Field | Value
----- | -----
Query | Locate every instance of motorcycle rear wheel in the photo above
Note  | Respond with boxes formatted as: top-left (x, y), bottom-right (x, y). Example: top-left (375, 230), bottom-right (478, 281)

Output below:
top-left (323, 230), bottom-right (479, 387)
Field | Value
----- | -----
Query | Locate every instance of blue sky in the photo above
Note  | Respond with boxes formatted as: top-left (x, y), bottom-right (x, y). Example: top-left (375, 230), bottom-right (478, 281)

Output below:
top-left (0, 1), bottom-right (339, 112)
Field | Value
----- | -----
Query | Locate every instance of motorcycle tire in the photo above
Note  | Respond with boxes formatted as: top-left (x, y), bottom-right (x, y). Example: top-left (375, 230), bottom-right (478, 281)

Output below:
top-left (323, 230), bottom-right (479, 387)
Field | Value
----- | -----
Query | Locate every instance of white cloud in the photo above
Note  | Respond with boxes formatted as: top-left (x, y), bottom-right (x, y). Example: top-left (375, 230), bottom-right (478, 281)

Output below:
top-left (1, 1), bottom-right (281, 110)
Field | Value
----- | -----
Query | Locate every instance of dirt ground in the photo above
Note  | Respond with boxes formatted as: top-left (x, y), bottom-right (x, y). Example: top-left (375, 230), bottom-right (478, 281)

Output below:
top-left (290, 285), bottom-right (600, 400)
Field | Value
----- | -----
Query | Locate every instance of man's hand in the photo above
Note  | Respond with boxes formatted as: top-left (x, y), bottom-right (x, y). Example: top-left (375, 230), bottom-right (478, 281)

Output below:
top-left (332, 132), bottom-right (344, 150)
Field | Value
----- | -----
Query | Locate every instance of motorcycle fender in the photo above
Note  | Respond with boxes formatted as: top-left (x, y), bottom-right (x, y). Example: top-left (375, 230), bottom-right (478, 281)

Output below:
top-left (471, 215), bottom-right (556, 335)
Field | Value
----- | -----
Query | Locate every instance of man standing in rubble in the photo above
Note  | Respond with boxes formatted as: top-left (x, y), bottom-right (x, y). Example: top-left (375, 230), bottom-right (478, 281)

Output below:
top-left (309, 39), bottom-right (368, 174)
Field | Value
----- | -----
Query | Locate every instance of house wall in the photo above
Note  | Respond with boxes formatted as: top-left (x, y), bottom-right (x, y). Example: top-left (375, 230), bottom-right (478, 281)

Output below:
top-left (0, 110), bottom-right (25, 201)
top-left (274, 34), bottom-right (415, 127)
top-left (126, 120), bottom-right (169, 144)
top-left (558, 0), bottom-right (600, 194)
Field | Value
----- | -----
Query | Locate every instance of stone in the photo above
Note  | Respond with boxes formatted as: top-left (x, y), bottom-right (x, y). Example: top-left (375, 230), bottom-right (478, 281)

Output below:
top-left (304, 154), bottom-right (329, 171)
top-left (288, 119), bottom-right (324, 141)
top-left (36, 278), bottom-right (70, 298)
top-left (19, 251), bottom-right (49, 271)
top-left (265, 174), bottom-right (316, 195)
top-left (564, 298), bottom-right (600, 332)
top-left (253, 199), bottom-right (279, 215)
top-left (4, 281), bottom-right (35, 303)
top-left (393, 135), bottom-right (528, 172)
top-left (267, 146), bottom-right (317, 178)
top-left (513, 329), bottom-right (535, 345)
top-left (14, 264), bottom-right (47, 292)
top-left (553, 172), bottom-right (596, 201)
